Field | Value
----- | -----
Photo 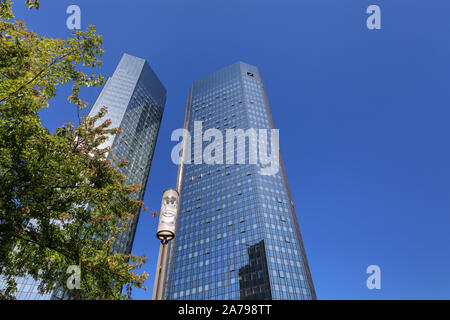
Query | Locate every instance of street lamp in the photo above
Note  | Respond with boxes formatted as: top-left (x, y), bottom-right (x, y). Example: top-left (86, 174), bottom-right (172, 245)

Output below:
top-left (152, 97), bottom-right (190, 300)
top-left (156, 189), bottom-right (179, 244)
top-left (152, 188), bottom-right (179, 300)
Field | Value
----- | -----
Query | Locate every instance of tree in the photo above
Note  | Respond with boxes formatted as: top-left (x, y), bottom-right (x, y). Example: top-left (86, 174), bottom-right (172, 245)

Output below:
top-left (0, 0), bottom-right (149, 299)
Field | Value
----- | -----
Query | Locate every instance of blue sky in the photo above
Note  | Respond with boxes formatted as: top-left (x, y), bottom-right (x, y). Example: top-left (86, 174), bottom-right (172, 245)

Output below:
top-left (11, 0), bottom-right (450, 299)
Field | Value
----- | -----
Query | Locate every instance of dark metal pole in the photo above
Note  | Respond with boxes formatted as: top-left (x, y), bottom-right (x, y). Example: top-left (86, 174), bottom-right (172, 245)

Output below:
top-left (152, 240), bottom-right (169, 300)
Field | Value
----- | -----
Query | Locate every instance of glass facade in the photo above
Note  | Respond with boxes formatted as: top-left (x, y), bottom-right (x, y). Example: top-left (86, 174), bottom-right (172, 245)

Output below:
top-left (165, 62), bottom-right (316, 300)
top-left (0, 53), bottom-right (166, 299)
top-left (0, 277), bottom-right (52, 300)
top-left (51, 53), bottom-right (166, 300)
top-left (86, 53), bottom-right (166, 256)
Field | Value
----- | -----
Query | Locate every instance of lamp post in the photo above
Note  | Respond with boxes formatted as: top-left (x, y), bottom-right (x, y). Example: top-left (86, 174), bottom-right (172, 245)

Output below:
top-left (152, 86), bottom-right (191, 300)
top-left (152, 188), bottom-right (179, 300)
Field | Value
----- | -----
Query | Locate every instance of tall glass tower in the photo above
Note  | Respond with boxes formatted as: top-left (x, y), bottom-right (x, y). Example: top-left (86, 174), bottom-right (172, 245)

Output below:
top-left (0, 53), bottom-right (166, 300)
top-left (85, 53), bottom-right (166, 256)
top-left (165, 62), bottom-right (316, 300)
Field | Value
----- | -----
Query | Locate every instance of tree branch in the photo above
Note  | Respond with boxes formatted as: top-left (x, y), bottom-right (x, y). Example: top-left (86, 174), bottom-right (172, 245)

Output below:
top-left (0, 50), bottom-right (74, 103)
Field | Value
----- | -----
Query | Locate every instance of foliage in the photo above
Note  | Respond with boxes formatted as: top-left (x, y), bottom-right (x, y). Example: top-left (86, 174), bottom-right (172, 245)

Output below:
top-left (0, 0), bottom-right (148, 299)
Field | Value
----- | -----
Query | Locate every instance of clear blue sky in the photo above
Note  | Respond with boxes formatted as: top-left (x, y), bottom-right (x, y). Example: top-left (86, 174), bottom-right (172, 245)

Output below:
top-left (11, 0), bottom-right (450, 299)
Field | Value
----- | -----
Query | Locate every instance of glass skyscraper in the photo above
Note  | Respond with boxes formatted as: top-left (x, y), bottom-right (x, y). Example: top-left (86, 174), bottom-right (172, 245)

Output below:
top-left (165, 62), bottom-right (316, 300)
top-left (85, 53), bottom-right (166, 256)
top-left (51, 53), bottom-right (167, 300)
top-left (0, 53), bottom-right (166, 300)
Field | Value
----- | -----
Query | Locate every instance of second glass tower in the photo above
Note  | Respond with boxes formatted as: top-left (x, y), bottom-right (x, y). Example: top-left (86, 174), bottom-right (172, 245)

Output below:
top-left (165, 62), bottom-right (316, 300)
